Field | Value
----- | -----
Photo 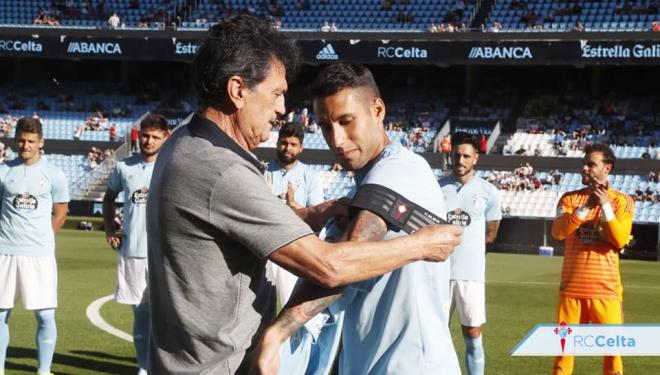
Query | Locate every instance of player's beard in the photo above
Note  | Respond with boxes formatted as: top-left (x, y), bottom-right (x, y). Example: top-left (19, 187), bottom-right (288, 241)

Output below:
top-left (140, 146), bottom-right (160, 158)
top-left (453, 164), bottom-right (473, 178)
top-left (277, 151), bottom-right (299, 167)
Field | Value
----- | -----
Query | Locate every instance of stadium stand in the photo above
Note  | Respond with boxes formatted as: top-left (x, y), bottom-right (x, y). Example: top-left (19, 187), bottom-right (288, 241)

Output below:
top-left (312, 163), bottom-right (660, 223)
top-left (182, 0), bottom-right (478, 31)
top-left (486, 0), bottom-right (660, 32)
top-left (502, 93), bottom-right (659, 158)
top-left (0, 83), bottom-right (159, 141)
top-left (0, 0), bottom-right (183, 28)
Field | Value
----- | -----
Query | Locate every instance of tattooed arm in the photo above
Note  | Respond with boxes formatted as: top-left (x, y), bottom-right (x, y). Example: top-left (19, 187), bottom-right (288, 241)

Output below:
top-left (249, 209), bottom-right (388, 375)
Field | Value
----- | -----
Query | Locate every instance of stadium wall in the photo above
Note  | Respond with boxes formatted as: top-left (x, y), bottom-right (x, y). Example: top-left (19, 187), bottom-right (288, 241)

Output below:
top-left (2, 27), bottom-right (660, 66)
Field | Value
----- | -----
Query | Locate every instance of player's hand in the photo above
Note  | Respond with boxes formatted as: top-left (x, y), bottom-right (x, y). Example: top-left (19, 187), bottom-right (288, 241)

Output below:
top-left (248, 329), bottom-right (282, 375)
top-left (285, 182), bottom-right (302, 209)
top-left (317, 198), bottom-right (350, 222)
top-left (413, 224), bottom-right (463, 262)
top-left (590, 183), bottom-right (610, 206)
top-left (105, 233), bottom-right (122, 250)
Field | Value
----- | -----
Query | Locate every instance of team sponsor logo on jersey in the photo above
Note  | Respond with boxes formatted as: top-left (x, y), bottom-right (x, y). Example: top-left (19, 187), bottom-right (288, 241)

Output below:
top-left (577, 223), bottom-right (602, 242)
top-left (131, 187), bottom-right (149, 204)
top-left (447, 208), bottom-right (471, 226)
top-left (13, 193), bottom-right (38, 210)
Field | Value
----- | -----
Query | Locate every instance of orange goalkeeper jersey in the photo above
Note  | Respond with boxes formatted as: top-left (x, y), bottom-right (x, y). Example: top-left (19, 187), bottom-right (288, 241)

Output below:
top-left (551, 187), bottom-right (634, 300)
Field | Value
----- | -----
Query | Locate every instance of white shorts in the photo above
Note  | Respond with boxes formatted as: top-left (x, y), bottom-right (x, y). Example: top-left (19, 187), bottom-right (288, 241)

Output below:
top-left (449, 279), bottom-right (486, 327)
top-left (0, 254), bottom-right (58, 310)
top-left (115, 255), bottom-right (149, 305)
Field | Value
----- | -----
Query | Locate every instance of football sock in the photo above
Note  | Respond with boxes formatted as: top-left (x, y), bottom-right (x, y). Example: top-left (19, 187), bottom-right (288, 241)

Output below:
top-left (34, 309), bottom-right (57, 373)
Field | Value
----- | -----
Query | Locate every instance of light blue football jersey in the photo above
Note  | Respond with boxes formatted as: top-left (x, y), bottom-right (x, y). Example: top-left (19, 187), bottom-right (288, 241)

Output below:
top-left (439, 174), bottom-right (502, 282)
top-left (0, 157), bottom-right (69, 256)
top-left (267, 160), bottom-right (324, 207)
top-left (107, 154), bottom-right (154, 258)
top-left (329, 143), bottom-right (460, 375)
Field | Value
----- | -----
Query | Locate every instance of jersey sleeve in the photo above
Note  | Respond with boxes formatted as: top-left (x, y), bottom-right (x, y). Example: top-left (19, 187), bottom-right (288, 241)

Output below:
top-left (107, 164), bottom-right (122, 193)
top-left (210, 163), bottom-right (314, 259)
top-left (551, 193), bottom-right (582, 240)
top-left (600, 194), bottom-right (634, 250)
top-left (51, 167), bottom-right (70, 203)
top-left (485, 184), bottom-right (502, 221)
top-left (306, 169), bottom-right (325, 206)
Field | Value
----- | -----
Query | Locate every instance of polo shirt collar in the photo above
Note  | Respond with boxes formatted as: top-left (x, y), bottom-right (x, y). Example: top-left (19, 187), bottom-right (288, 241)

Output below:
top-left (187, 112), bottom-right (265, 173)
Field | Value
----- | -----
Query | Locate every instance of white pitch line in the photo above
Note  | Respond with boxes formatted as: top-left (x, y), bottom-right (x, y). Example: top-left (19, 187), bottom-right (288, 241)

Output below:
top-left (86, 294), bottom-right (133, 342)
top-left (489, 280), bottom-right (660, 291)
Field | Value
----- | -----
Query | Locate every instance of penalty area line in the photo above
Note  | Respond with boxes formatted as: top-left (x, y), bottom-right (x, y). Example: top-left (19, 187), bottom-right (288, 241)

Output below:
top-left (86, 294), bottom-right (133, 342)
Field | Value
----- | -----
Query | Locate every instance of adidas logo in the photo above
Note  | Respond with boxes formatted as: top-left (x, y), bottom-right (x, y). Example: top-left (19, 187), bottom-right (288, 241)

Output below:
top-left (316, 44), bottom-right (339, 60)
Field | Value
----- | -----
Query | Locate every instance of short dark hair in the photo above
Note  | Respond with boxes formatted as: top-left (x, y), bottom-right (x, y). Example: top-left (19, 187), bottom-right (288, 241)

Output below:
top-left (451, 132), bottom-right (479, 152)
top-left (310, 62), bottom-right (380, 99)
top-left (140, 114), bottom-right (169, 132)
top-left (15, 117), bottom-right (43, 139)
top-left (192, 14), bottom-right (300, 110)
top-left (585, 143), bottom-right (616, 167)
top-left (278, 122), bottom-right (305, 143)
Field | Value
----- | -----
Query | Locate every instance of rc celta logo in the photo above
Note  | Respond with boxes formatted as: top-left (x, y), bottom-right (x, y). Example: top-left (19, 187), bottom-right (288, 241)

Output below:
top-left (512, 324), bottom-right (660, 356)
top-left (554, 321), bottom-right (572, 353)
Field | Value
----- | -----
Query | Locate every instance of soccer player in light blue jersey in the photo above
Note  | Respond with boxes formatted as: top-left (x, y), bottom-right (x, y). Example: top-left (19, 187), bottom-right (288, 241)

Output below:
top-left (267, 122), bottom-right (324, 304)
top-left (252, 63), bottom-right (463, 375)
top-left (439, 132), bottom-right (502, 375)
top-left (0, 117), bottom-right (69, 375)
top-left (102, 114), bottom-right (169, 375)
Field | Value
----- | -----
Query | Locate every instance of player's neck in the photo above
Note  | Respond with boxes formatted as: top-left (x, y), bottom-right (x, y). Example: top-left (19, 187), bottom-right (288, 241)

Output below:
top-left (453, 170), bottom-right (474, 184)
top-left (21, 154), bottom-right (41, 166)
top-left (140, 152), bottom-right (157, 164)
top-left (279, 159), bottom-right (298, 171)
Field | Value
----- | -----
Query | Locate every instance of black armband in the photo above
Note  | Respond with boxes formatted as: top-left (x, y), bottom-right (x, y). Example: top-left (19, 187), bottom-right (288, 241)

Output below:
top-left (349, 184), bottom-right (446, 234)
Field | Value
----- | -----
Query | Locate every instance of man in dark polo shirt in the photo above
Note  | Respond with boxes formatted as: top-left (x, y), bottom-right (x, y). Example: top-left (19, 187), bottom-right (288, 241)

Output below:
top-left (147, 14), bottom-right (463, 374)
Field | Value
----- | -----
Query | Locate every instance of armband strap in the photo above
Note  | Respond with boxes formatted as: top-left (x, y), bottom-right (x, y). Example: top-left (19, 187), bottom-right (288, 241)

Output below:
top-left (349, 184), bottom-right (447, 234)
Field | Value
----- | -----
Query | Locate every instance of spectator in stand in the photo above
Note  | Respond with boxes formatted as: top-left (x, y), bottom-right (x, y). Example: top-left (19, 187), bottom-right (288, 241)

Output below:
top-left (330, 22), bottom-right (338, 32)
top-left (130, 124), bottom-right (139, 153)
top-left (502, 141), bottom-right (514, 155)
top-left (109, 124), bottom-right (118, 142)
top-left (441, 134), bottom-right (452, 169)
top-left (649, 170), bottom-right (657, 183)
top-left (573, 20), bottom-right (585, 32)
top-left (108, 13), bottom-right (120, 29)
top-left (320, 21), bottom-right (330, 32)
top-left (491, 21), bottom-right (502, 32)
top-left (428, 23), bottom-right (438, 32)
top-left (479, 134), bottom-right (487, 154)
top-left (653, 20), bottom-right (660, 32)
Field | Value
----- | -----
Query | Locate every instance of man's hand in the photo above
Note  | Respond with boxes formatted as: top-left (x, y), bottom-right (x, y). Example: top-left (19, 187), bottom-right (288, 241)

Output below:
top-left (106, 233), bottom-right (122, 250)
top-left (248, 328), bottom-right (284, 375)
top-left (301, 197), bottom-right (351, 231)
top-left (412, 224), bottom-right (463, 262)
top-left (285, 182), bottom-right (302, 209)
top-left (590, 183), bottom-right (610, 206)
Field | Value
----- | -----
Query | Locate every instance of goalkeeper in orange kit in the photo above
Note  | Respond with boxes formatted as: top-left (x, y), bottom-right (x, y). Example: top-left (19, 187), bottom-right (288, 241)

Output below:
top-left (551, 143), bottom-right (634, 375)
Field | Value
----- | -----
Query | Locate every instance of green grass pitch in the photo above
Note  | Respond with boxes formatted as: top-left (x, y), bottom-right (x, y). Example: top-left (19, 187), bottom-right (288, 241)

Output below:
top-left (3, 230), bottom-right (660, 374)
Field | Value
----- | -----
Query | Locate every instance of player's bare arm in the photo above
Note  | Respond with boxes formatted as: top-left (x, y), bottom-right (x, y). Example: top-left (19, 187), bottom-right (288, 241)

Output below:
top-left (485, 220), bottom-right (501, 244)
top-left (102, 188), bottom-right (121, 250)
top-left (250, 209), bottom-right (389, 375)
top-left (51, 202), bottom-right (68, 233)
